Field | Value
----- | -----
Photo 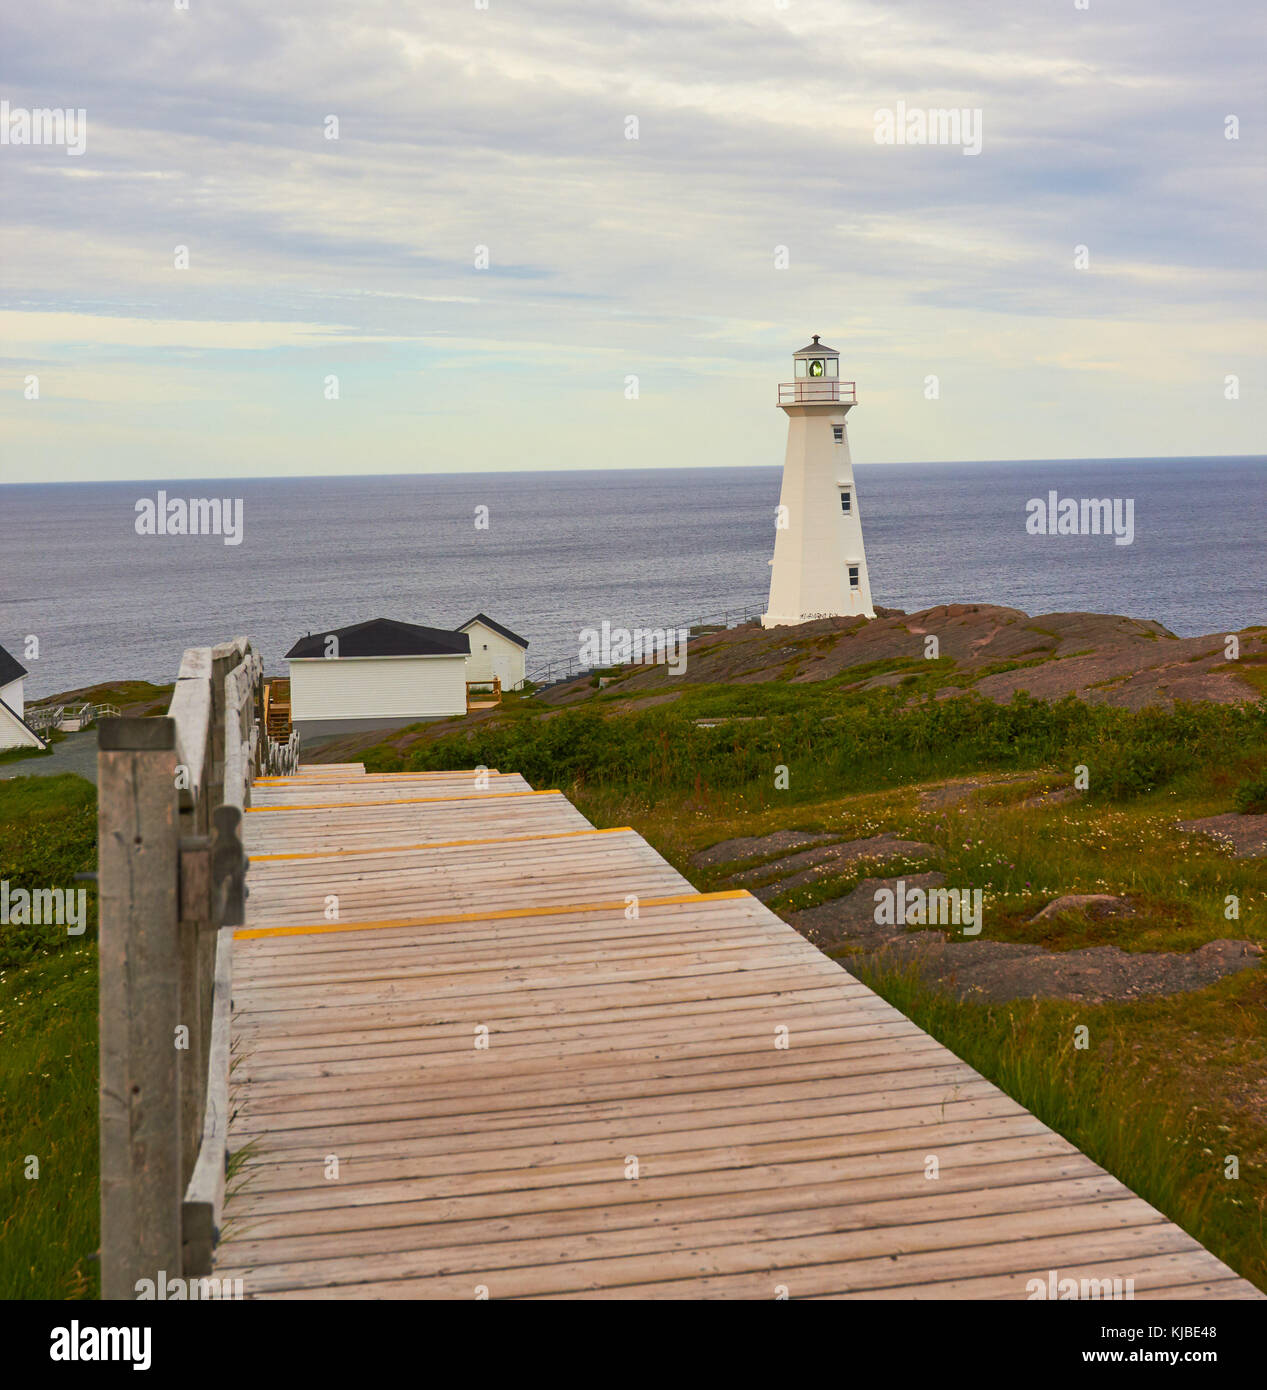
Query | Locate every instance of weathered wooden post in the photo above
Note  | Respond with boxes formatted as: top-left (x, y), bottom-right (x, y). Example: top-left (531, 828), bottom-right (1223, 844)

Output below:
top-left (97, 717), bottom-right (181, 1300)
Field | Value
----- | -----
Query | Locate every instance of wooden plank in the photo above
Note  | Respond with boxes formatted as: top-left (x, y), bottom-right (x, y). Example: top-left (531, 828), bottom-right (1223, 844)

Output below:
top-left (217, 1135), bottom-right (1079, 1242)
top-left (244, 788), bottom-right (560, 813)
top-left (249, 825), bottom-right (627, 862)
top-left (216, 1198), bottom-right (1173, 1295)
top-left (218, 1173), bottom-right (1133, 1285)
top-left (233, 890), bottom-right (746, 942)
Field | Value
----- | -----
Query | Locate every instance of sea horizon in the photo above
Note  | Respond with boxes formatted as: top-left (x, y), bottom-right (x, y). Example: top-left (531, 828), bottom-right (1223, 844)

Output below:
top-left (5, 452), bottom-right (1264, 489)
top-left (5, 454), bottom-right (1264, 697)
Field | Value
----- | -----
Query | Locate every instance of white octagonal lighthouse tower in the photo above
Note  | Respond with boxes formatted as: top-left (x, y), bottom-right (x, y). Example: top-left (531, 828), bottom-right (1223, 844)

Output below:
top-left (762, 335), bottom-right (876, 626)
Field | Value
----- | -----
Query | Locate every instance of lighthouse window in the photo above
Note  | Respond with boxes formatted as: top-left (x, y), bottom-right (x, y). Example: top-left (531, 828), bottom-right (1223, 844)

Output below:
top-left (833, 426), bottom-right (844, 443)
top-left (848, 565), bottom-right (860, 587)
top-left (839, 489), bottom-right (851, 513)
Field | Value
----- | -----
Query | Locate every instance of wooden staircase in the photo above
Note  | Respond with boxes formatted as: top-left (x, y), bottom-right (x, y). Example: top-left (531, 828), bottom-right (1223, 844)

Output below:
top-left (263, 678), bottom-right (291, 741)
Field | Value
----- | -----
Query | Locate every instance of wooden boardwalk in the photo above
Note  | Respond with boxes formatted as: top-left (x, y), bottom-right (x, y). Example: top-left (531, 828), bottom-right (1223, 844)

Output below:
top-left (216, 764), bottom-right (1262, 1299)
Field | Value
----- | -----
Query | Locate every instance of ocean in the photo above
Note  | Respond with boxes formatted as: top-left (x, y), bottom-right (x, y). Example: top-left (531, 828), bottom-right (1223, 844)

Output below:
top-left (2, 456), bottom-right (1263, 697)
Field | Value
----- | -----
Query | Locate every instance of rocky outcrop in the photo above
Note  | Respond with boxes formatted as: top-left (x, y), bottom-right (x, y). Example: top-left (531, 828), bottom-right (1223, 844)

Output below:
top-left (537, 604), bottom-right (1266, 711)
top-left (788, 876), bottom-right (1263, 1004)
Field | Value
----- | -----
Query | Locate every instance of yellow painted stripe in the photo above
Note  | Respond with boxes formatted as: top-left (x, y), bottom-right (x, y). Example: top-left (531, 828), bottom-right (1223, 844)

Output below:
top-left (252, 826), bottom-right (632, 862)
top-left (245, 789), bottom-right (562, 813)
top-left (255, 769), bottom-right (504, 783)
top-left (235, 890), bottom-right (753, 941)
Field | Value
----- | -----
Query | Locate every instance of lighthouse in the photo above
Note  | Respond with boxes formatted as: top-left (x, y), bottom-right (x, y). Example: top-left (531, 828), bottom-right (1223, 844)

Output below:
top-left (762, 335), bottom-right (876, 626)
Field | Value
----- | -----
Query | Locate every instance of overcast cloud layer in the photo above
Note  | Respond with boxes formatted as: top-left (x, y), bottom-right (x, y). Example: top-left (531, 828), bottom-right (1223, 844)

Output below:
top-left (1, 0), bottom-right (1263, 480)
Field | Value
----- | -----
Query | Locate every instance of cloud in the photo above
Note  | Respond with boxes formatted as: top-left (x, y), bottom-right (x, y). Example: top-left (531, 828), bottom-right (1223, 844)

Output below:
top-left (1, 0), bottom-right (1263, 479)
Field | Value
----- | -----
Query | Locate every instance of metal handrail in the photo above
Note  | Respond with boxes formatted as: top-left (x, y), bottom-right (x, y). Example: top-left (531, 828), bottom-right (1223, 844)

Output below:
top-left (525, 602), bottom-right (765, 690)
top-left (777, 380), bottom-right (856, 406)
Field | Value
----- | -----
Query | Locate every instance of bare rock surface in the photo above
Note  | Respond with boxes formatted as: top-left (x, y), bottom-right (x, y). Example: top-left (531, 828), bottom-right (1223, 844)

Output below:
top-left (1018, 786), bottom-right (1083, 810)
top-left (1176, 814), bottom-right (1267, 859)
top-left (690, 830), bottom-right (838, 870)
top-left (1029, 894), bottom-right (1131, 923)
top-left (533, 604), bottom-right (1265, 711)
top-left (788, 876), bottom-right (1263, 1004)
top-left (727, 836), bottom-right (937, 902)
top-left (917, 773), bottom-right (1034, 809)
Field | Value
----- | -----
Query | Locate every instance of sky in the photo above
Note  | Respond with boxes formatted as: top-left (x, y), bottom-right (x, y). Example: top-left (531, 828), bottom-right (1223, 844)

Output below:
top-left (1, 0), bottom-right (1263, 481)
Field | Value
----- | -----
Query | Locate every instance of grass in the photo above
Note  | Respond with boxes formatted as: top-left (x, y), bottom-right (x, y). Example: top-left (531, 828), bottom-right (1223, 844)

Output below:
top-left (0, 942), bottom-right (99, 1299)
top-left (33, 678), bottom-right (174, 717)
top-left (0, 773), bottom-right (99, 1299)
top-left (361, 686), bottom-right (1267, 810)
top-left (0, 743), bottom-right (54, 767)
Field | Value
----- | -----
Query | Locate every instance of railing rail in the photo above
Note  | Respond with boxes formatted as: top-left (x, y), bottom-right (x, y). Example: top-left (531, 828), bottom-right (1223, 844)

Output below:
top-left (25, 700), bottom-right (120, 733)
top-left (525, 602), bottom-right (765, 691)
top-left (263, 727), bottom-right (301, 776)
top-left (97, 636), bottom-right (262, 1297)
top-left (466, 676), bottom-right (503, 711)
top-left (777, 380), bottom-right (856, 405)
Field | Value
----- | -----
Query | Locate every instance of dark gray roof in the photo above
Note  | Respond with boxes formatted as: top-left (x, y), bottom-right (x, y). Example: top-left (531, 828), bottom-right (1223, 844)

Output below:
top-left (0, 643), bottom-right (27, 688)
top-left (285, 618), bottom-right (470, 660)
top-left (794, 334), bottom-right (838, 355)
top-left (459, 613), bottom-right (529, 650)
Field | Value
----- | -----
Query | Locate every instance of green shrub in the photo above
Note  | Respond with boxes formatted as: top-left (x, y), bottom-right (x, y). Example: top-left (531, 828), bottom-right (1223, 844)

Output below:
top-left (372, 691), bottom-right (1267, 810)
top-left (1233, 776), bottom-right (1267, 814)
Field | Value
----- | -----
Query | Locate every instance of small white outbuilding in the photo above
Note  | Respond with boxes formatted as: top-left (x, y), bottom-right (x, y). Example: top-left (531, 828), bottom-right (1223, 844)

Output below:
top-left (0, 643), bottom-right (46, 751)
top-left (285, 618), bottom-right (471, 737)
top-left (457, 613), bottom-right (529, 692)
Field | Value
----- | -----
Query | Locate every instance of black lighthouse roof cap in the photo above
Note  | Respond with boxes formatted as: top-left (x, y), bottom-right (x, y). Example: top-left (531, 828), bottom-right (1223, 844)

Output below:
top-left (794, 334), bottom-right (838, 355)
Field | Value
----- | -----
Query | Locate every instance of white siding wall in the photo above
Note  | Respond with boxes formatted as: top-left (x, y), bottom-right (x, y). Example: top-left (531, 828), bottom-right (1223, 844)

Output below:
top-left (462, 624), bottom-right (527, 690)
top-left (763, 405), bottom-right (875, 625)
top-left (0, 677), bottom-right (23, 719)
top-left (289, 655), bottom-right (467, 722)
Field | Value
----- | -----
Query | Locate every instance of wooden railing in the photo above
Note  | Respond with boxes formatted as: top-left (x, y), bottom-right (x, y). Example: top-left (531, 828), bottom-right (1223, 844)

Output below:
top-left (466, 676), bottom-right (502, 711)
top-left (25, 700), bottom-right (121, 733)
top-left (263, 676), bottom-right (291, 741)
top-left (96, 636), bottom-right (261, 1298)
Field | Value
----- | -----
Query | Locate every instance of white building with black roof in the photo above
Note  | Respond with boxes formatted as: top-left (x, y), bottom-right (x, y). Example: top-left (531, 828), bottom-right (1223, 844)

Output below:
top-left (285, 617), bottom-right (472, 736)
top-left (0, 642), bottom-right (47, 751)
top-left (457, 613), bottom-right (529, 692)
